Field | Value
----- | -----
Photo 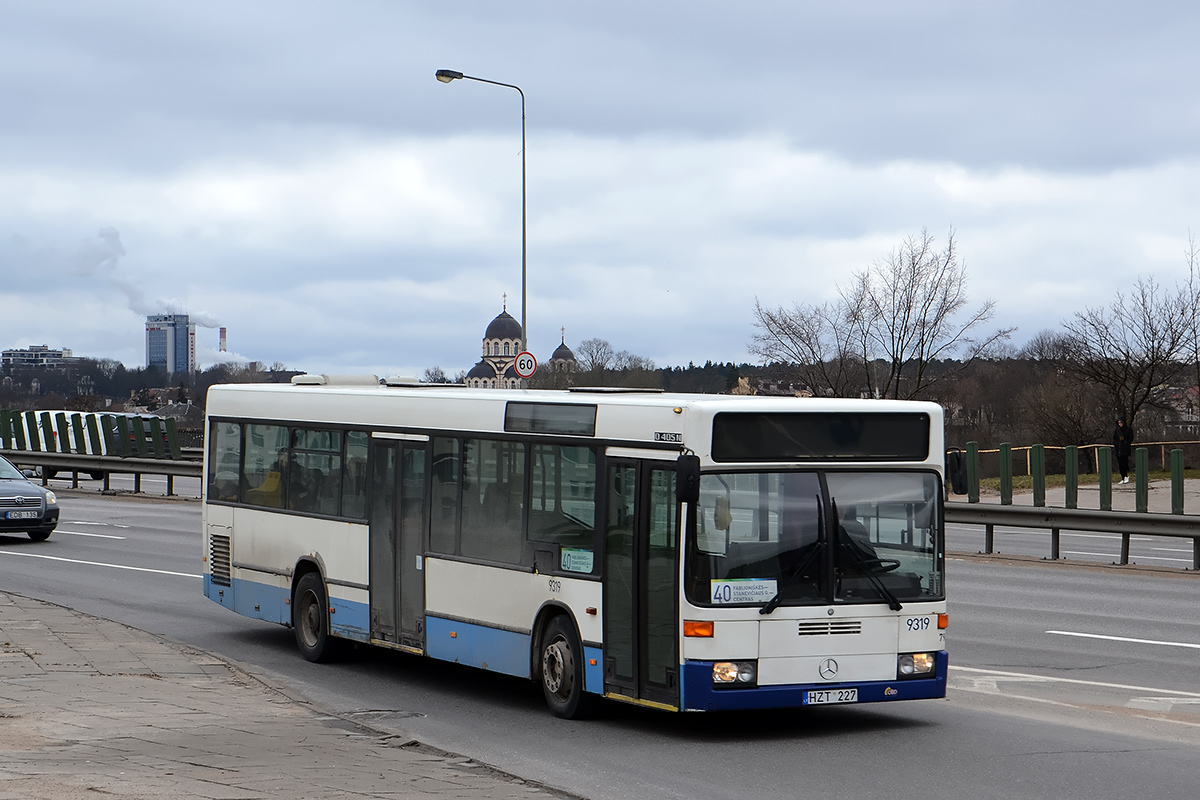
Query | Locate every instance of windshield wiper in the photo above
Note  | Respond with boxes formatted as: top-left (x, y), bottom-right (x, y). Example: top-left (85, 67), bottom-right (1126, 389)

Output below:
top-left (833, 500), bottom-right (902, 611)
top-left (760, 496), bottom-right (823, 616)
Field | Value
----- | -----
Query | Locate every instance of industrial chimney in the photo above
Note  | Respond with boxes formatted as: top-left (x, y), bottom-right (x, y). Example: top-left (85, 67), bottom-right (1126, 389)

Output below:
top-left (219, 327), bottom-right (227, 352)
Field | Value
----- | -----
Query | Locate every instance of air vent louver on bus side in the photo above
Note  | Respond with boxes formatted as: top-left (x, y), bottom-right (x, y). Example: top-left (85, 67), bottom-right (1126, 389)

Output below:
top-left (796, 620), bottom-right (862, 636)
top-left (210, 534), bottom-right (232, 586)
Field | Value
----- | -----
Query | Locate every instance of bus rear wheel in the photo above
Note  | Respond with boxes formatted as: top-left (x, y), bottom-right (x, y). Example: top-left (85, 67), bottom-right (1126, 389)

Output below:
top-left (539, 617), bottom-right (591, 719)
top-left (293, 572), bottom-right (336, 662)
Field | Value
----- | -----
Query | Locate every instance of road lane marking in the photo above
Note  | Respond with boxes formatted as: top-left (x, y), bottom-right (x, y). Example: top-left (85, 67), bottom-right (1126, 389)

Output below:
top-left (951, 665), bottom-right (1200, 697)
top-left (0, 550), bottom-right (199, 578)
top-left (1046, 630), bottom-right (1200, 650)
top-left (56, 530), bottom-right (127, 539)
top-left (65, 521), bottom-right (131, 528)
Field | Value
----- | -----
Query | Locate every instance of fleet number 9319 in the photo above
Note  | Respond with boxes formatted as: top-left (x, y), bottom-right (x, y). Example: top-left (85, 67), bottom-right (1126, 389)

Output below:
top-left (905, 616), bottom-right (931, 631)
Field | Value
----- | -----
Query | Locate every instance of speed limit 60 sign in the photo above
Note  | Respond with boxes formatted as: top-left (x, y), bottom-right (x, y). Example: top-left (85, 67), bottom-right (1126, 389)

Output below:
top-left (514, 351), bottom-right (538, 378)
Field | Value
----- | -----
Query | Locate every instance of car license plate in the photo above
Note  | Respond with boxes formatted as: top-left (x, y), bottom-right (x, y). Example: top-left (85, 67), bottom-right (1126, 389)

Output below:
top-left (804, 688), bottom-right (858, 705)
top-left (5, 510), bottom-right (39, 519)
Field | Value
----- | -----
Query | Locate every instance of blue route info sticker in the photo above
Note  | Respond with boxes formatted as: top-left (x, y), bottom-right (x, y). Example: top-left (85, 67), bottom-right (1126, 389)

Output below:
top-left (561, 548), bottom-right (595, 573)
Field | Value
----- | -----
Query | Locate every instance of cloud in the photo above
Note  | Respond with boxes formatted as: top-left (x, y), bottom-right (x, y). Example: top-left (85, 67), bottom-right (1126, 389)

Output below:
top-left (3, 3), bottom-right (1200, 378)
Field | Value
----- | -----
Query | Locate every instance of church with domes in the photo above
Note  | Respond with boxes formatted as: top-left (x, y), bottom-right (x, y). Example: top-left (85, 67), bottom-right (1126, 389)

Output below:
top-left (464, 298), bottom-right (579, 389)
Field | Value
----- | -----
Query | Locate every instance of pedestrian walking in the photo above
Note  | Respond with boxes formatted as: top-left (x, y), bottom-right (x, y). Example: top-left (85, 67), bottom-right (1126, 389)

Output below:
top-left (1112, 417), bottom-right (1134, 484)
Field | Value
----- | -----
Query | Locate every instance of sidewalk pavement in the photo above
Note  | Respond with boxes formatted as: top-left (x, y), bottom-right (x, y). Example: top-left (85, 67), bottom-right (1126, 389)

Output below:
top-left (962, 477), bottom-right (1200, 515)
top-left (0, 592), bottom-right (569, 800)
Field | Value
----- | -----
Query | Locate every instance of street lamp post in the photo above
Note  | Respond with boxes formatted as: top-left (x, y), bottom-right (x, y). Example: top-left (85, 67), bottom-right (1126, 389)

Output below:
top-left (436, 69), bottom-right (528, 355)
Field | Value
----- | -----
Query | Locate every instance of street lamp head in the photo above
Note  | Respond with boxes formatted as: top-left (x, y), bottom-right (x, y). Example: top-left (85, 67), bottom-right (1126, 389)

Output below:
top-left (435, 69), bottom-right (464, 83)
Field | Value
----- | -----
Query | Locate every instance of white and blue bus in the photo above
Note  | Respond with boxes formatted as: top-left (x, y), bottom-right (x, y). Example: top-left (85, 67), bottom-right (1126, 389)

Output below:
top-left (202, 376), bottom-right (947, 717)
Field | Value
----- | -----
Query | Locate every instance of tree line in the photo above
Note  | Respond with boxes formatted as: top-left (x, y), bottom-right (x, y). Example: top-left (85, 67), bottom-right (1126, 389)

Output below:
top-left (8, 230), bottom-right (1199, 451)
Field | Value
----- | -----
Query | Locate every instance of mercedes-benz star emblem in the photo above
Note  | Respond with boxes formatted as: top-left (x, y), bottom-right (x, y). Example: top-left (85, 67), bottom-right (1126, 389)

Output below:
top-left (819, 658), bottom-right (839, 680)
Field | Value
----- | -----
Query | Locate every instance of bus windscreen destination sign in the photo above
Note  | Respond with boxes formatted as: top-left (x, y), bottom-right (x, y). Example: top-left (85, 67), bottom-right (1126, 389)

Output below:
top-left (711, 412), bottom-right (930, 462)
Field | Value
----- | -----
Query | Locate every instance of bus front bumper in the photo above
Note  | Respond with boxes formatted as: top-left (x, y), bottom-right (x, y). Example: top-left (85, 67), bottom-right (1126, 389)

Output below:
top-left (681, 651), bottom-right (948, 711)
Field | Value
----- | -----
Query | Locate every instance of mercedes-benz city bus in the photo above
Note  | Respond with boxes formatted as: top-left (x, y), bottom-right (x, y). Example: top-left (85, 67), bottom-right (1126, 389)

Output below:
top-left (202, 376), bottom-right (947, 717)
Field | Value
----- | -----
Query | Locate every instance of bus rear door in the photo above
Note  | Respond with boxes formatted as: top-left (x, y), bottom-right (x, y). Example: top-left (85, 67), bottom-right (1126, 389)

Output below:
top-left (369, 436), bottom-right (428, 651)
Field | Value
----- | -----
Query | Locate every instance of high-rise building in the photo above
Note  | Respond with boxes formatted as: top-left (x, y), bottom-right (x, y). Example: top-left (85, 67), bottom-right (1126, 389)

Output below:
top-left (145, 314), bottom-right (196, 374)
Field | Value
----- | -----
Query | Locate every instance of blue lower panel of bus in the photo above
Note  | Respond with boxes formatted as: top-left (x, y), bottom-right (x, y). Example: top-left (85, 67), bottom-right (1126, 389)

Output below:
top-left (204, 574), bottom-right (372, 642)
top-left (425, 616), bottom-right (604, 693)
top-left (681, 651), bottom-right (948, 711)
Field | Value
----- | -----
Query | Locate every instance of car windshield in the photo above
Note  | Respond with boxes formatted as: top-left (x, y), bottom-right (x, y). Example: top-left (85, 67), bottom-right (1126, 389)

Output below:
top-left (0, 457), bottom-right (28, 481)
top-left (686, 470), bottom-right (943, 608)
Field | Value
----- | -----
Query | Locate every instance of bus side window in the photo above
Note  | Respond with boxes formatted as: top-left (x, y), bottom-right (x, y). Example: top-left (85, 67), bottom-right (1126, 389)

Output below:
top-left (461, 439), bottom-right (525, 565)
top-left (527, 444), bottom-right (597, 573)
top-left (341, 431), bottom-right (369, 519)
top-left (429, 438), bottom-right (460, 555)
top-left (207, 421), bottom-right (242, 502)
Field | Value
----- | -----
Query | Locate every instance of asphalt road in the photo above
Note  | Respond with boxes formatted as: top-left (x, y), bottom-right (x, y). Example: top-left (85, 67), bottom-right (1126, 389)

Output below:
top-left (3, 492), bottom-right (1200, 799)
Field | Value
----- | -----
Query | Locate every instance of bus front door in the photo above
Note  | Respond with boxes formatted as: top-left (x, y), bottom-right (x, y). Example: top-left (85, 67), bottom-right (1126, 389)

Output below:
top-left (603, 460), bottom-right (679, 709)
top-left (369, 439), bottom-right (427, 651)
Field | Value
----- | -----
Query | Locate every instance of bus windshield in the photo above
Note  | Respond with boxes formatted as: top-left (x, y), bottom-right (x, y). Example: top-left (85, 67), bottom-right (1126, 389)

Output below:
top-left (686, 470), bottom-right (942, 608)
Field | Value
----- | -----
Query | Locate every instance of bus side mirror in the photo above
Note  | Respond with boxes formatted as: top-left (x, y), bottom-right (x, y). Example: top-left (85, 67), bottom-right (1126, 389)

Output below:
top-left (676, 454), bottom-right (700, 504)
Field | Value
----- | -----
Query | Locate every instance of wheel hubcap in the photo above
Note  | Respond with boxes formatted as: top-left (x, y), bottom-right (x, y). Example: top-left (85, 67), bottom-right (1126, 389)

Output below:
top-left (543, 636), bottom-right (574, 698)
top-left (300, 591), bottom-right (320, 647)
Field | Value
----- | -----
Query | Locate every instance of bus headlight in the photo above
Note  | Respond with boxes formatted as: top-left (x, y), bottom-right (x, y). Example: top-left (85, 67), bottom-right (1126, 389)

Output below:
top-left (713, 661), bottom-right (757, 688)
top-left (897, 653), bottom-right (936, 678)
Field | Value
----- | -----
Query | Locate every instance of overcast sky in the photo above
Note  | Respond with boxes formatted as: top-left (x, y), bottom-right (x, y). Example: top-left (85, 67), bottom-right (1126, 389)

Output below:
top-left (3, 1), bottom-right (1199, 379)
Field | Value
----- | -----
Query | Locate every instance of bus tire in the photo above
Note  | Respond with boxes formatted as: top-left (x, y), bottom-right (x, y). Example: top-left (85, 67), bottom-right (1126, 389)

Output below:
top-left (293, 572), bottom-right (336, 662)
top-left (539, 616), bottom-right (591, 719)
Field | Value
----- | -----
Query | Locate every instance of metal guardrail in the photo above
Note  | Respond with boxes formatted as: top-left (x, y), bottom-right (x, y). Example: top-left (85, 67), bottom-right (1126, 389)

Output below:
top-left (944, 501), bottom-right (1200, 570)
top-left (1, 449), bottom-right (202, 495)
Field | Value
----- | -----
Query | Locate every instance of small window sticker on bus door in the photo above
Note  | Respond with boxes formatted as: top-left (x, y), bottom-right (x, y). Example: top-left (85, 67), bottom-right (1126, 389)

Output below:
top-left (561, 548), bottom-right (595, 573)
top-left (711, 579), bottom-right (778, 604)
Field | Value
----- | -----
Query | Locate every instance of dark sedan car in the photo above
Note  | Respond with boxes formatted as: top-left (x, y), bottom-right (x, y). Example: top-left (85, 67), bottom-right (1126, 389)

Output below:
top-left (0, 454), bottom-right (59, 541)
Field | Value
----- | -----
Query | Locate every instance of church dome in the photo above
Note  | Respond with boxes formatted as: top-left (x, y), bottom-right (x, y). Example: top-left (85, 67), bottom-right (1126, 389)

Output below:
top-left (551, 341), bottom-right (576, 362)
top-left (466, 360), bottom-right (495, 379)
top-left (485, 310), bottom-right (523, 342)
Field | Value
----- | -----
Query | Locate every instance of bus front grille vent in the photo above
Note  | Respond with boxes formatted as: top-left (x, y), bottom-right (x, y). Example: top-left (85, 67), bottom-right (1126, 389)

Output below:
top-left (210, 534), bottom-right (232, 586)
top-left (797, 621), bottom-right (862, 636)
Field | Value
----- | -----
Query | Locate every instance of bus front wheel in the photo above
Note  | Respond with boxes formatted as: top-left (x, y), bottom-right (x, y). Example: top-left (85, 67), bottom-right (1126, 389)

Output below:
top-left (539, 617), bottom-right (591, 719)
top-left (293, 572), bottom-right (335, 662)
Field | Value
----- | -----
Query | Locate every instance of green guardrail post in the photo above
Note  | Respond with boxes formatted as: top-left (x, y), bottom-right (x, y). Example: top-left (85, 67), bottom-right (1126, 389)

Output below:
top-left (54, 412), bottom-right (72, 454)
top-left (23, 412), bottom-right (41, 452)
top-left (164, 417), bottom-right (182, 460)
top-left (999, 442), bottom-right (1013, 505)
top-left (1098, 447), bottom-right (1112, 511)
top-left (0, 410), bottom-right (10, 449)
top-left (110, 417), bottom-right (132, 453)
top-left (1171, 448), bottom-right (1184, 515)
top-left (1135, 447), bottom-right (1148, 513)
top-left (38, 412), bottom-right (56, 451)
top-left (12, 412), bottom-right (28, 449)
top-left (130, 417), bottom-right (150, 458)
top-left (147, 417), bottom-right (166, 458)
top-left (70, 413), bottom-right (86, 454)
top-left (1031, 444), bottom-right (1045, 508)
top-left (86, 414), bottom-right (104, 455)
top-left (1065, 445), bottom-right (1079, 509)
top-left (966, 441), bottom-right (980, 504)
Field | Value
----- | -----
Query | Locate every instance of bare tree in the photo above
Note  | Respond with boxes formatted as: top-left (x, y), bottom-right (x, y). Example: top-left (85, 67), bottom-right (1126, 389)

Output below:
top-left (1061, 276), bottom-right (1192, 424)
top-left (422, 366), bottom-right (449, 383)
top-left (1016, 332), bottom-right (1110, 448)
top-left (1184, 231), bottom-right (1200, 394)
top-left (750, 300), bottom-right (864, 397)
top-left (575, 338), bottom-right (616, 372)
top-left (750, 229), bottom-right (1012, 399)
